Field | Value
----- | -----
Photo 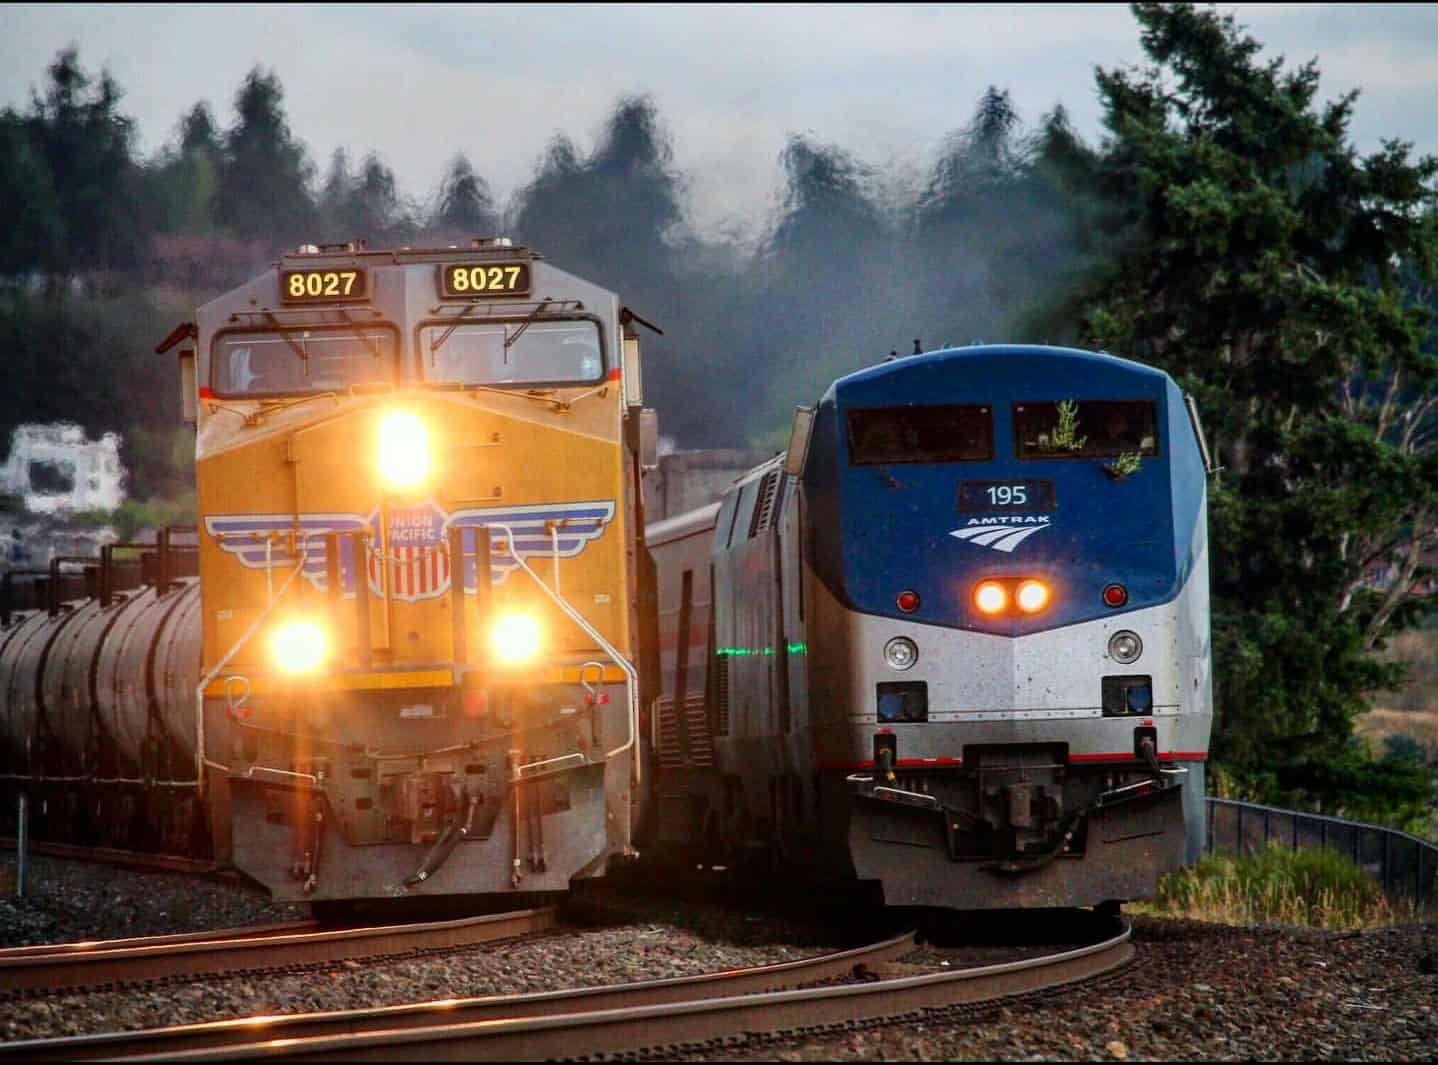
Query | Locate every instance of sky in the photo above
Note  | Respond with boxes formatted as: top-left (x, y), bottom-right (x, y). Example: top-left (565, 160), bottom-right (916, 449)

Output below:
top-left (4, 3), bottom-right (1438, 237)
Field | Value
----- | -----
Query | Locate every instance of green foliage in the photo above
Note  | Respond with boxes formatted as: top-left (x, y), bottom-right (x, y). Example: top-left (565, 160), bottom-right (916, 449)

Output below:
top-left (109, 495), bottom-right (196, 543)
top-left (425, 154), bottom-right (499, 243)
top-left (1046, 399), bottom-right (1087, 452)
top-left (1069, 3), bottom-right (1438, 818)
top-left (215, 67), bottom-right (315, 242)
top-left (317, 149), bottom-right (417, 247)
top-left (1105, 451), bottom-right (1143, 479)
top-left (1146, 843), bottom-right (1400, 928)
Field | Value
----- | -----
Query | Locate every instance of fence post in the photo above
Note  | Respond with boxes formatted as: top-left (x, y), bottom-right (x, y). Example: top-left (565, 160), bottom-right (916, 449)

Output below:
top-left (1236, 804), bottom-right (1244, 856)
top-left (1382, 832), bottom-right (1392, 895)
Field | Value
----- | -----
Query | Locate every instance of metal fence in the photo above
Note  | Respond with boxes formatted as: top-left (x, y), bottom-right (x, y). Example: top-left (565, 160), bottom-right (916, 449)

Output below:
top-left (1205, 797), bottom-right (1438, 904)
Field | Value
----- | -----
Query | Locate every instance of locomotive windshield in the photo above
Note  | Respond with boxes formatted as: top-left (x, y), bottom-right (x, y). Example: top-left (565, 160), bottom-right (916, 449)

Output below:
top-left (847, 404), bottom-right (992, 465)
top-left (1013, 400), bottom-right (1159, 459)
top-left (420, 319), bottom-right (604, 388)
top-left (212, 328), bottom-right (396, 397)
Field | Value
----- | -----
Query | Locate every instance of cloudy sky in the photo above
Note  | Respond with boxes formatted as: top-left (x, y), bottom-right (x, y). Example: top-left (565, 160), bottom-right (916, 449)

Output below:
top-left (4, 3), bottom-right (1437, 236)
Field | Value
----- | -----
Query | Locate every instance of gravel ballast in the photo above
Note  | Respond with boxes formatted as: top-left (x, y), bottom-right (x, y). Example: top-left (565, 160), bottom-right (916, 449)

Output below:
top-left (691, 916), bottom-right (1438, 1062)
top-left (1, 854), bottom-right (1433, 1059)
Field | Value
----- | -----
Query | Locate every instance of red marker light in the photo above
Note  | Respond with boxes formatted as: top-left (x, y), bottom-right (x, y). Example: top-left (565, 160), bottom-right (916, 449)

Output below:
top-left (896, 590), bottom-right (920, 613)
top-left (1103, 584), bottom-right (1128, 608)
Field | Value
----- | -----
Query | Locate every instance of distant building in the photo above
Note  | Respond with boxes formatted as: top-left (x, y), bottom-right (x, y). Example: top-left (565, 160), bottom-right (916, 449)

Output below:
top-left (1363, 546), bottom-right (1438, 599)
top-left (0, 424), bottom-right (126, 515)
top-left (646, 448), bottom-right (775, 521)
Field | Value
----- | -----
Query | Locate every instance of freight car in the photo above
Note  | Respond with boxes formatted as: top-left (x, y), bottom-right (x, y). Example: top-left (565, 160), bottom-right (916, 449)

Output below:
top-left (0, 239), bottom-right (662, 906)
top-left (644, 345), bottom-right (1214, 909)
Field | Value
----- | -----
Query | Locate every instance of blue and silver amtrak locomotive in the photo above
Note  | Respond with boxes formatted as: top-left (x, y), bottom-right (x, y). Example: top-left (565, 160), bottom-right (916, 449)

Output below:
top-left (644, 344), bottom-right (1214, 910)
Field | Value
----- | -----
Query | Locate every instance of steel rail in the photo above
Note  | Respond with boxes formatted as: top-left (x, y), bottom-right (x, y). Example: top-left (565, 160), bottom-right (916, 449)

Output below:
top-left (0, 920), bottom-right (318, 960)
top-left (0, 906), bottom-right (557, 995)
top-left (0, 837), bottom-right (234, 879)
top-left (6, 921), bottom-right (1132, 1062)
top-left (0, 930), bottom-right (917, 1062)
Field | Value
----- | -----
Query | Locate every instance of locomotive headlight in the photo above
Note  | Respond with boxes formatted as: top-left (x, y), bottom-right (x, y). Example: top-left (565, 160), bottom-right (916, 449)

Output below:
top-left (883, 636), bottom-right (919, 671)
top-left (490, 611), bottom-right (543, 666)
top-left (1108, 630), bottom-right (1143, 664)
top-left (377, 410), bottom-right (432, 490)
top-left (973, 581), bottom-right (1008, 615)
top-left (1016, 580), bottom-right (1051, 614)
top-left (268, 618), bottom-right (331, 676)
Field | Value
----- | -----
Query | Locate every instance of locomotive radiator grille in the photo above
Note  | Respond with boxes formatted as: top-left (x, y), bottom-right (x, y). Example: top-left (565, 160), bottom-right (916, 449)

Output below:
top-left (654, 693), bottom-right (715, 768)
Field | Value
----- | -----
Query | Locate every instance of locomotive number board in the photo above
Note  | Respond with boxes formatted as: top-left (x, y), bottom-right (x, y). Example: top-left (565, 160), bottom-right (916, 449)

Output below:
top-left (279, 267), bottom-right (369, 303)
top-left (958, 479), bottom-right (1056, 512)
top-left (439, 261), bottom-right (532, 299)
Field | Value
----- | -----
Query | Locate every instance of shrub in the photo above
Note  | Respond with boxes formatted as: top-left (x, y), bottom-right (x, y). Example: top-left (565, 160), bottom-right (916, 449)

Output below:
top-left (1141, 843), bottom-right (1408, 929)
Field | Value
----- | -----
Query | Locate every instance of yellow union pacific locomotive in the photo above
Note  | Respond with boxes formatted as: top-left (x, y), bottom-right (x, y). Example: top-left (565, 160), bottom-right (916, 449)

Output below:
top-left (1, 239), bottom-right (661, 905)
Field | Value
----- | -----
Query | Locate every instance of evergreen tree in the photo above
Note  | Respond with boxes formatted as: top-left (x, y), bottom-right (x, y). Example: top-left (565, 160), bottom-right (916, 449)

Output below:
top-left (0, 109), bottom-right (61, 276)
top-left (751, 134), bottom-right (897, 440)
top-left (216, 67), bottom-right (315, 244)
top-left (426, 154), bottom-right (499, 242)
top-left (1076, 3), bottom-right (1438, 813)
top-left (151, 102), bottom-right (222, 235)
top-left (511, 96), bottom-right (683, 289)
top-left (27, 47), bottom-right (144, 277)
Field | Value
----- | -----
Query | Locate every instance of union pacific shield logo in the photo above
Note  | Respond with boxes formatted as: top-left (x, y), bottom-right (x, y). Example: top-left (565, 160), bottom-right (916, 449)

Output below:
top-left (205, 499), bottom-right (616, 601)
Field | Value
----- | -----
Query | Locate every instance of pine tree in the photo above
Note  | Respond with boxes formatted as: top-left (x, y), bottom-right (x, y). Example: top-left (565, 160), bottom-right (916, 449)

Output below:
top-left (216, 67), bottom-right (315, 244)
top-left (1078, 3), bottom-right (1438, 812)
top-left (426, 154), bottom-right (499, 242)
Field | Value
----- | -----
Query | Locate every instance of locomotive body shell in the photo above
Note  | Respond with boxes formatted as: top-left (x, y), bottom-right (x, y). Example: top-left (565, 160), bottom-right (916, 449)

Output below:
top-left (647, 345), bottom-right (1214, 910)
top-left (0, 244), bottom-right (656, 903)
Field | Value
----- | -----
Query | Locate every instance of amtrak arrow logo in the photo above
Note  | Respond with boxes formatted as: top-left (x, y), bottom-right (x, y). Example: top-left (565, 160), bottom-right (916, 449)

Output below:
top-left (949, 516), bottom-right (1051, 553)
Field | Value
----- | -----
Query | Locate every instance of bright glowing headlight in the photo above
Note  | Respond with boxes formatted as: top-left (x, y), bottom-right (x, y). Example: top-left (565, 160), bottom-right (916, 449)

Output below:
top-left (974, 581), bottom-right (1008, 615)
top-left (1016, 580), bottom-right (1051, 614)
top-left (1108, 630), bottom-right (1143, 664)
top-left (883, 636), bottom-right (918, 671)
top-left (377, 410), bottom-right (432, 490)
top-left (268, 618), bottom-right (331, 676)
top-left (491, 612), bottom-right (543, 666)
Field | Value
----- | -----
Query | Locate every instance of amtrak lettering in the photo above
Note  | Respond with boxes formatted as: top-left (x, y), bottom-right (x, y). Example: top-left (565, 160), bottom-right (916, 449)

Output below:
top-left (949, 514), bottom-right (1052, 553)
top-left (205, 499), bottom-right (616, 601)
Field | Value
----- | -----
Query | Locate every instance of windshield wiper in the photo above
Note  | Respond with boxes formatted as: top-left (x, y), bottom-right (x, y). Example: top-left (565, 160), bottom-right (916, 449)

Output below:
top-left (504, 298), bottom-right (553, 353)
top-left (338, 309), bottom-right (385, 360)
top-left (262, 311), bottom-right (309, 371)
top-left (430, 303), bottom-right (480, 356)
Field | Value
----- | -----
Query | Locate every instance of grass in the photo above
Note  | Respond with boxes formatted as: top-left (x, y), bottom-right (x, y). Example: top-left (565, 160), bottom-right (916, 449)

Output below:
top-left (1131, 843), bottom-right (1421, 930)
top-left (1373, 629), bottom-right (1438, 715)
top-left (1356, 707), bottom-right (1438, 755)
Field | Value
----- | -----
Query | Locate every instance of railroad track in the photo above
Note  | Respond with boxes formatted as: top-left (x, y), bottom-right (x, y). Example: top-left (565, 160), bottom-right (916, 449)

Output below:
top-left (0, 920), bottom-right (1133, 1061)
top-left (0, 837), bottom-right (235, 880)
top-left (0, 906), bottom-right (557, 995)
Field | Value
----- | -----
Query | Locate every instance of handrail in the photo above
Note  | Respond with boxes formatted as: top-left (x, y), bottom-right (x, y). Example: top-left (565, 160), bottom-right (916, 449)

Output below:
top-left (487, 521), bottom-right (639, 853)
